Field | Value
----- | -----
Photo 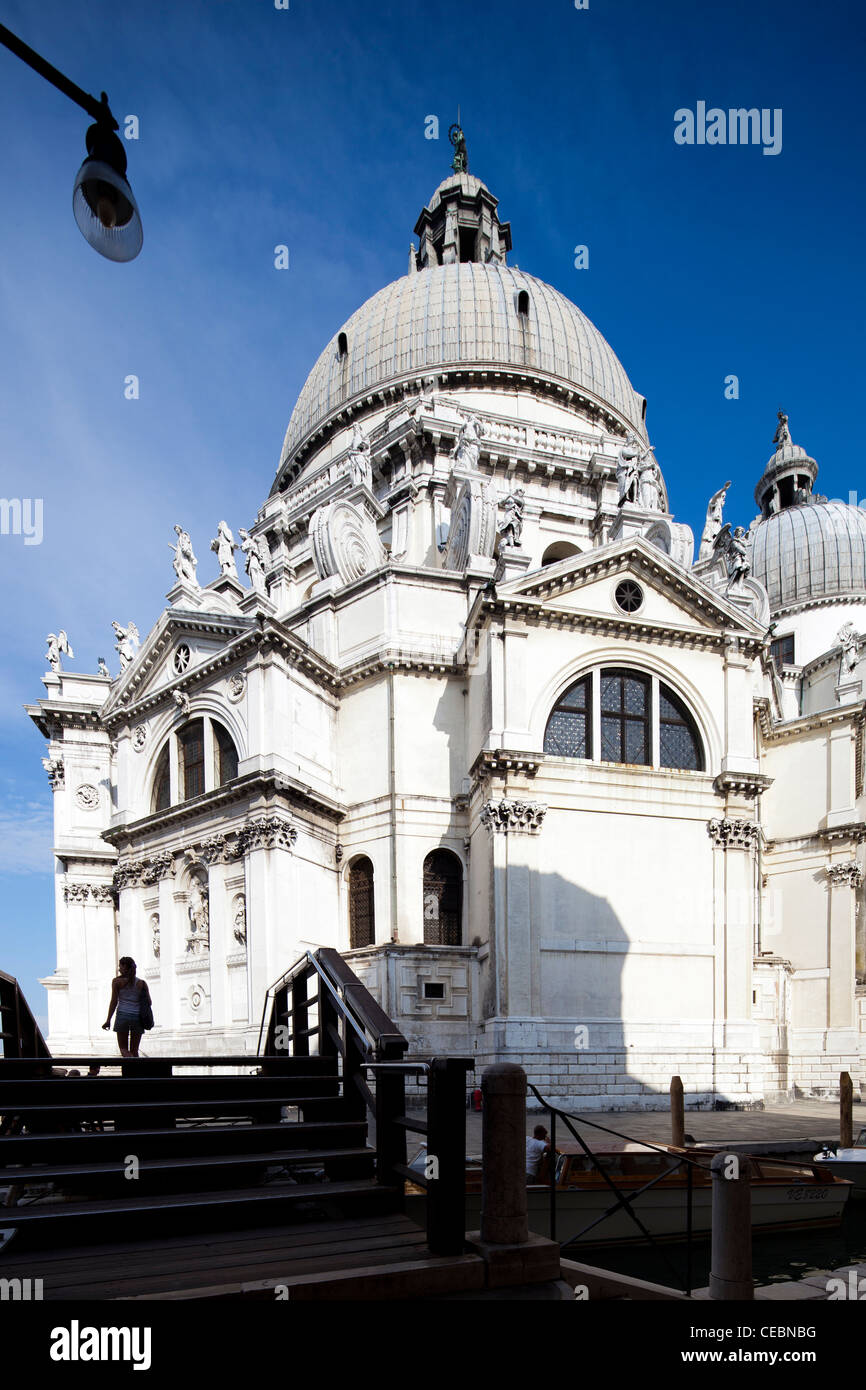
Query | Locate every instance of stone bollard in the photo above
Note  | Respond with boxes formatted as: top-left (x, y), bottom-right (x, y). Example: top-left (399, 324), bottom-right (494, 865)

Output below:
top-left (481, 1063), bottom-right (528, 1245)
top-left (709, 1153), bottom-right (753, 1300)
top-left (670, 1075), bottom-right (685, 1149)
top-left (840, 1071), bottom-right (854, 1150)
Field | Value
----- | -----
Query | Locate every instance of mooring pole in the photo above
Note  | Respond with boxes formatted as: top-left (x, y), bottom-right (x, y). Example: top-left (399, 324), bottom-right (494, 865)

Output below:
top-left (481, 1063), bottom-right (528, 1245)
top-left (670, 1075), bottom-right (685, 1148)
top-left (840, 1071), bottom-right (854, 1149)
top-left (709, 1153), bottom-right (753, 1300)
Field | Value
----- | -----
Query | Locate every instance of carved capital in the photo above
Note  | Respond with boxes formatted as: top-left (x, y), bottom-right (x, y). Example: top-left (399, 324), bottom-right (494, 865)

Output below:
top-left (64, 882), bottom-right (115, 905)
top-left (707, 817), bottom-right (760, 850)
top-left (42, 756), bottom-right (64, 791)
top-left (480, 799), bottom-right (547, 834)
top-left (238, 815), bottom-right (298, 854)
top-left (826, 861), bottom-right (863, 889)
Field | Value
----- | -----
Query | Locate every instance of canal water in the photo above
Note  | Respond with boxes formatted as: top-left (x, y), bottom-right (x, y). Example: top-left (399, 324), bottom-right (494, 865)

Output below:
top-left (578, 1199), bottom-right (866, 1293)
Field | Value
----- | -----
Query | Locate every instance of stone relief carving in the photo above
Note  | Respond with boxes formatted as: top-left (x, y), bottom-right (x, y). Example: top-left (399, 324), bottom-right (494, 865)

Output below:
top-left (173, 689), bottom-right (191, 716)
top-left (112, 621), bottom-right (140, 672)
top-left (443, 479), bottom-right (497, 572)
top-left (171, 524), bottom-right (199, 587)
top-left (238, 816), bottom-right (298, 853)
top-left (132, 724), bottom-right (148, 752)
top-left (113, 852), bottom-right (175, 892)
top-left (42, 756), bottom-right (64, 790)
top-left (480, 799), bottom-right (548, 833)
top-left (75, 783), bottom-right (99, 811)
top-left (309, 499), bottom-right (385, 586)
top-left (63, 882), bottom-right (115, 904)
top-left (228, 672), bottom-right (247, 702)
top-left (46, 630), bottom-right (73, 672)
top-left (826, 861), bottom-right (863, 889)
top-left (706, 818), bottom-right (760, 850)
top-left (150, 913), bottom-right (161, 958)
top-left (233, 894), bottom-right (247, 948)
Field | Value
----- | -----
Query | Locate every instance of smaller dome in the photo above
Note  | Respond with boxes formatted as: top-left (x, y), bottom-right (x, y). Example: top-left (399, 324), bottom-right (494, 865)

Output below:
top-left (750, 501), bottom-right (866, 611)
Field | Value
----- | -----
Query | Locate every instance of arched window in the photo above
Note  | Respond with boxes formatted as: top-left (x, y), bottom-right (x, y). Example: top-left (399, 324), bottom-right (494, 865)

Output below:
top-left (659, 686), bottom-right (704, 771)
top-left (151, 716), bottom-right (241, 811)
top-left (337, 332), bottom-right (348, 358)
top-left (179, 720), bottom-right (205, 800)
top-left (152, 744), bottom-right (170, 813)
top-left (600, 669), bottom-right (650, 766)
top-left (544, 668), bottom-right (704, 772)
top-left (541, 541), bottom-right (580, 567)
top-left (423, 850), bottom-right (462, 946)
top-left (517, 289), bottom-right (530, 317)
top-left (348, 857), bottom-right (375, 949)
top-left (213, 720), bottom-right (238, 784)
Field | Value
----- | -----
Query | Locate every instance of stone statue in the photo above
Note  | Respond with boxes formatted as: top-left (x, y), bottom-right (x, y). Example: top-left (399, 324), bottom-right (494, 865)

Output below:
top-left (239, 528), bottom-right (269, 595)
top-left (233, 897), bottom-right (247, 948)
top-left (111, 621), bottom-right (140, 671)
top-left (187, 878), bottom-right (209, 953)
top-left (347, 423), bottom-right (373, 489)
top-left (719, 525), bottom-right (751, 590)
top-left (773, 409), bottom-right (791, 449)
top-left (449, 123), bottom-right (468, 174)
top-left (498, 488), bottom-right (525, 548)
top-left (616, 434), bottom-right (655, 507)
top-left (451, 413), bottom-right (484, 470)
top-left (151, 913), bottom-right (160, 959)
top-left (837, 622), bottom-right (861, 674)
top-left (171, 524), bottom-right (198, 586)
top-left (637, 454), bottom-right (663, 512)
top-left (46, 631), bottom-right (73, 672)
top-left (97, 657), bottom-right (110, 677)
top-left (699, 481), bottom-right (732, 561)
top-left (211, 521), bottom-right (238, 578)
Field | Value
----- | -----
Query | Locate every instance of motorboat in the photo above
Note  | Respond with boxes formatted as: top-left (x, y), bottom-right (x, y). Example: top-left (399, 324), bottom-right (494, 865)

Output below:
top-left (813, 1126), bottom-right (866, 1197)
top-left (406, 1139), bottom-right (853, 1246)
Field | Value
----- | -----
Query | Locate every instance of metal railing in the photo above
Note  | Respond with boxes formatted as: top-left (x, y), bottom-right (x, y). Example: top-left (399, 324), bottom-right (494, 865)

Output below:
top-left (529, 1083), bottom-right (702, 1295)
top-left (0, 971), bottom-right (50, 1061)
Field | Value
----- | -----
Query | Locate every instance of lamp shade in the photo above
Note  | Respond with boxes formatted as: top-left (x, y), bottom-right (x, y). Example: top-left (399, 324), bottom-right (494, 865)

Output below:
top-left (73, 156), bottom-right (142, 261)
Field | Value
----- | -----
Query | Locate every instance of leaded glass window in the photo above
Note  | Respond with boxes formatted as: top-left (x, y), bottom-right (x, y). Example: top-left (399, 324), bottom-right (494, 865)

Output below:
top-left (423, 850), bottom-right (462, 946)
top-left (600, 670), bottom-right (649, 766)
top-left (543, 676), bottom-right (591, 758)
top-left (349, 858), bottom-right (375, 948)
top-left (179, 720), bottom-right (205, 800)
top-left (659, 687), bottom-right (704, 771)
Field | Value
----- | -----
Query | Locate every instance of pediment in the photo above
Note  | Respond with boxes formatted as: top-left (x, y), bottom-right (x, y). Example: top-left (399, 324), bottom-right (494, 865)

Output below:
top-left (101, 608), bottom-right (254, 719)
top-left (496, 537), bottom-right (767, 638)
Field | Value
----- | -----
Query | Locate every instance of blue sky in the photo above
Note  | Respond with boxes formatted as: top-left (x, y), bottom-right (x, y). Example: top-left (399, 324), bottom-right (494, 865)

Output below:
top-left (0, 0), bottom-right (863, 1027)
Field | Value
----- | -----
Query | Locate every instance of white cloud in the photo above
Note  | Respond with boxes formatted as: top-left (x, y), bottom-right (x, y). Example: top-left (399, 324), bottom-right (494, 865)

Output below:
top-left (0, 806), bottom-right (54, 875)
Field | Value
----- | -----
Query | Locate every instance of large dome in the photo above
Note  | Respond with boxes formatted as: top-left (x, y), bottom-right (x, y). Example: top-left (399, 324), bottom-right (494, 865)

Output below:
top-left (750, 501), bottom-right (866, 612)
top-left (277, 261), bottom-right (648, 478)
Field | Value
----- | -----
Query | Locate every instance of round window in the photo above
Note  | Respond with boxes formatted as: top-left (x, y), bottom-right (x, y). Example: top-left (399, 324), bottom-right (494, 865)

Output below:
top-left (614, 580), bottom-right (644, 614)
top-left (173, 643), bottom-right (191, 674)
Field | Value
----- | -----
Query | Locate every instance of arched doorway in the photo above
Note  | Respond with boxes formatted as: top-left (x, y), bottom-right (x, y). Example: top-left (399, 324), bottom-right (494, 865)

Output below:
top-left (423, 850), bottom-right (462, 946)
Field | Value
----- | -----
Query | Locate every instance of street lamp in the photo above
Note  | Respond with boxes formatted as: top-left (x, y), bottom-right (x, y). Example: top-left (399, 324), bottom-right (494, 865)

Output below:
top-left (0, 22), bottom-right (142, 261)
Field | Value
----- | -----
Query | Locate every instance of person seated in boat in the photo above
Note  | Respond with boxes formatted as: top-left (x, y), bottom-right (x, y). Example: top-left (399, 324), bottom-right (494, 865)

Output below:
top-left (526, 1125), bottom-right (551, 1183)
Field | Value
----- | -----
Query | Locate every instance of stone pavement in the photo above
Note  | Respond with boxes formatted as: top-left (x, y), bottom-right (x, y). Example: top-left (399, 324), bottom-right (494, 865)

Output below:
top-left (454, 1098), bottom-right (864, 1158)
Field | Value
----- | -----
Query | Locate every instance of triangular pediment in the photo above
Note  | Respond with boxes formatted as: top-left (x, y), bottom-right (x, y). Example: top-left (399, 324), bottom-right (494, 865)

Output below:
top-left (496, 537), bottom-right (766, 638)
top-left (100, 607), bottom-right (255, 719)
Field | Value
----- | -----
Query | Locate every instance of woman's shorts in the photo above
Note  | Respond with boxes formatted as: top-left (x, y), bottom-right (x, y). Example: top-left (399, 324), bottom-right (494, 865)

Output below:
top-left (114, 1012), bottom-right (143, 1034)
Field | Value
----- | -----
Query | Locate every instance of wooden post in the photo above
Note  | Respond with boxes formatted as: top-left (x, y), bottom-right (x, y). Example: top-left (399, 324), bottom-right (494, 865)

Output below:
top-left (840, 1071), bottom-right (854, 1149)
top-left (670, 1075), bottom-right (685, 1148)
top-left (709, 1153), bottom-right (753, 1300)
top-left (426, 1058), bottom-right (468, 1255)
top-left (481, 1063), bottom-right (528, 1245)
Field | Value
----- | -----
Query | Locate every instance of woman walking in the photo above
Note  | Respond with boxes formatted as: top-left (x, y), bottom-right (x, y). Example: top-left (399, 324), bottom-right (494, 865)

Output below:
top-left (102, 957), bottom-right (151, 1057)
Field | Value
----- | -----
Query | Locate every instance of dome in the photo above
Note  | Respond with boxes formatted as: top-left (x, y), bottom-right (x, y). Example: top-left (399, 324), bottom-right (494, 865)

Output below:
top-left (750, 501), bottom-right (866, 612)
top-left (276, 261), bottom-right (647, 482)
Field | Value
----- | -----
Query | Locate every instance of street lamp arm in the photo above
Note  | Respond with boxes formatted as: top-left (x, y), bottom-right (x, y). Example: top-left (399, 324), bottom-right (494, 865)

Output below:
top-left (0, 22), bottom-right (118, 129)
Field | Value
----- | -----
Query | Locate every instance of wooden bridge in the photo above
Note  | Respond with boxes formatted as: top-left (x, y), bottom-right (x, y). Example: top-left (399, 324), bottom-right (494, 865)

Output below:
top-left (0, 954), bottom-right (562, 1300)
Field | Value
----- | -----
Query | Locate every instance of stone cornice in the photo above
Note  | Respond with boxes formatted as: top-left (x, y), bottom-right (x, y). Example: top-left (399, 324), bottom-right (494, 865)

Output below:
top-left (818, 821), bottom-right (866, 846)
top-left (103, 769), bottom-right (344, 850)
top-left (768, 591), bottom-right (866, 622)
top-left (755, 696), bottom-right (864, 742)
top-left (470, 748), bottom-right (543, 787)
top-left (713, 770), bottom-right (774, 800)
top-left (26, 702), bottom-right (107, 739)
top-left (113, 815), bottom-right (299, 890)
top-left (474, 595), bottom-right (750, 654)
